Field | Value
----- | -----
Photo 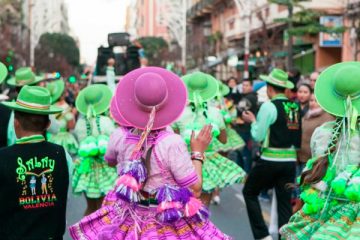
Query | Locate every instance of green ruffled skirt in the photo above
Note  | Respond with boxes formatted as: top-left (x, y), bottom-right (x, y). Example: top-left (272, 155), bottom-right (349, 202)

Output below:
top-left (50, 131), bottom-right (78, 155)
top-left (202, 152), bottom-right (246, 192)
top-left (212, 128), bottom-right (245, 153)
top-left (280, 202), bottom-right (360, 240)
top-left (72, 156), bottom-right (118, 199)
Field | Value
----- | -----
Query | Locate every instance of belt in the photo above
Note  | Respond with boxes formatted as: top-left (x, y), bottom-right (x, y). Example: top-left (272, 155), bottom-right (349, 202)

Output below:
top-left (139, 190), bottom-right (158, 206)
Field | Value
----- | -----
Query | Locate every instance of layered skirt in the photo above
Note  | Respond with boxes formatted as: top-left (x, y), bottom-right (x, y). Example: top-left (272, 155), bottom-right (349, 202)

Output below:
top-left (69, 199), bottom-right (232, 240)
top-left (212, 128), bottom-right (245, 153)
top-left (280, 202), bottom-right (360, 240)
top-left (202, 152), bottom-right (246, 192)
top-left (72, 156), bottom-right (118, 198)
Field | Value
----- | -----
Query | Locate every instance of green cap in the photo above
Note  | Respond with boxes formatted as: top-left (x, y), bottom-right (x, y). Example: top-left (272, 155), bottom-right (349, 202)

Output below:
top-left (7, 67), bottom-right (44, 86)
top-left (260, 68), bottom-right (294, 89)
top-left (1, 85), bottom-right (63, 114)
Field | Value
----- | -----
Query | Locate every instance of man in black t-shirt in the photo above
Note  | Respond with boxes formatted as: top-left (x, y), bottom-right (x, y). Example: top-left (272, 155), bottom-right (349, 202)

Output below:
top-left (0, 86), bottom-right (69, 240)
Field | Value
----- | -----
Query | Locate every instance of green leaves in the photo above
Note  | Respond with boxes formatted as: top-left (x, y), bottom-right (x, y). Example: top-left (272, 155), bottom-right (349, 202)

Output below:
top-left (138, 37), bottom-right (169, 66)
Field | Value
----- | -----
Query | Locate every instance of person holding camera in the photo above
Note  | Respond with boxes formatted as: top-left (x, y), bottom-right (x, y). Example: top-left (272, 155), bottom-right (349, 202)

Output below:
top-left (234, 79), bottom-right (258, 173)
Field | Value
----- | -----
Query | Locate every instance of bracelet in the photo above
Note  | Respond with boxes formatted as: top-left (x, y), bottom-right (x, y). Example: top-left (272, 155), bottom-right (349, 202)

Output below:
top-left (191, 151), bottom-right (205, 161)
top-left (191, 158), bottom-right (204, 164)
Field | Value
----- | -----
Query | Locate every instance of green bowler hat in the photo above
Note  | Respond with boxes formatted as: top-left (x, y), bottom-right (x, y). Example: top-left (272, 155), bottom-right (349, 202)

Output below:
top-left (182, 72), bottom-right (219, 102)
top-left (0, 62), bottom-right (8, 84)
top-left (260, 68), bottom-right (294, 89)
top-left (1, 85), bottom-right (63, 114)
top-left (7, 67), bottom-right (44, 86)
top-left (315, 61), bottom-right (360, 117)
top-left (46, 79), bottom-right (65, 104)
top-left (76, 84), bottom-right (112, 116)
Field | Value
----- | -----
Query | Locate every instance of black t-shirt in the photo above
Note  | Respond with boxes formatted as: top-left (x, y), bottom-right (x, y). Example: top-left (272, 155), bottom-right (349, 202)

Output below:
top-left (0, 141), bottom-right (69, 240)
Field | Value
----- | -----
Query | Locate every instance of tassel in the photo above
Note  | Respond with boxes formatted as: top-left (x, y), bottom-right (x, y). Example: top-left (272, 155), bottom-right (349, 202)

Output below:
top-left (156, 185), bottom-right (183, 223)
top-left (78, 136), bottom-right (99, 157)
top-left (181, 188), bottom-right (209, 221)
top-left (97, 135), bottom-right (109, 156)
top-left (115, 160), bottom-right (147, 203)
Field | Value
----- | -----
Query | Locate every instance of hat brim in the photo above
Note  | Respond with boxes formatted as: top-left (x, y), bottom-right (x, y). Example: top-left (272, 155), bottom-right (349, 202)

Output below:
top-left (116, 67), bottom-right (187, 130)
top-left (220, 83), bottom-right (230, 96)
top-left (110, 96), bottom-right (130, 126)
top-left (260, 75), bottom-right (294, 89)
top-left (76, 84), bottom-right (112, 116)
top-left (48, 80), bottom-right (65, 104)
top-left (7, 76), bottom-right (45, 87)
top-left (1, 101), bottom-right (63, 115)
top-left (315, 61), bottom-right (360, 117)
top-left (0, 62), bottom-right (8, 84)
top-left (183, 74), bottom-right (219, 102)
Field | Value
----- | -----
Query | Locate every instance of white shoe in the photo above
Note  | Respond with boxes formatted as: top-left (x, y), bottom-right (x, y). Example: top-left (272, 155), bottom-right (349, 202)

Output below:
top-left (213, 196), bottom-right (220, 205)
top-left (259, 236), bottom-right (273, 240)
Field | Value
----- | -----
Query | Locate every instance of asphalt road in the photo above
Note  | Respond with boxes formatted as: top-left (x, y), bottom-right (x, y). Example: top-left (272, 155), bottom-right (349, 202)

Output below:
top-left (64, 184), bottom-right (274, 240)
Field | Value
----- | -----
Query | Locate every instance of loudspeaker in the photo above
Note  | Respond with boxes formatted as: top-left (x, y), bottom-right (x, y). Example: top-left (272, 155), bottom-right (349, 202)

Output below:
top-left (108, 32), bottom-right (130, 47)
top-left (95, 47), bottom-right (114, 76)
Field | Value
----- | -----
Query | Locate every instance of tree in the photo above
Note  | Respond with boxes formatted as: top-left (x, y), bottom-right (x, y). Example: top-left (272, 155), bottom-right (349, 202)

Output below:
top-left (35, 33), bottom-right (80, 76)
top-left (269, 0), bottom-right (344, 69)
top-left (0, 0), bottom-right (30, 70)
top-left (137, 37), bottom-right (169, 66)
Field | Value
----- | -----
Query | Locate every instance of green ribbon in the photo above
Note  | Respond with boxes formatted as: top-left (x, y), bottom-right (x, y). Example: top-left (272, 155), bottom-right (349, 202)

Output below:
top-left (78, 157), bottom-right (92, 174)
top-left (87, 105), bottom-right (97, 119)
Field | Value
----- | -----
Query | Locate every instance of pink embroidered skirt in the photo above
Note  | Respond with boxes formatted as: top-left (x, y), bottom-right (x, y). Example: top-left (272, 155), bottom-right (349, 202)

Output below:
top-left (69, 198), bottom-right (231, 240)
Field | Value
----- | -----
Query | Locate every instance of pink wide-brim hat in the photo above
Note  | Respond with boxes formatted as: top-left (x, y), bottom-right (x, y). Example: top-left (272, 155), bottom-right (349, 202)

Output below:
top-left (110, 97), bottom-right (130, 126)
top-left (116, 67), bottom-right (187, 130)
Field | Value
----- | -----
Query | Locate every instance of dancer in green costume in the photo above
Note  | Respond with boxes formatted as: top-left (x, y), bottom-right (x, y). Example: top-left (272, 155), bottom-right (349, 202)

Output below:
top-left (72, 84), bottom-right (118, 216)
top-left (280, 62), bottom-right (360, 240)
top-left (173, 72), bottom-right (246, 206)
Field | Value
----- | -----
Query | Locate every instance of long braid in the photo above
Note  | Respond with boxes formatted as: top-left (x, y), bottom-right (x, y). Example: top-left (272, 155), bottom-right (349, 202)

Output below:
top-left (300, 117), bottom-right (343, 185)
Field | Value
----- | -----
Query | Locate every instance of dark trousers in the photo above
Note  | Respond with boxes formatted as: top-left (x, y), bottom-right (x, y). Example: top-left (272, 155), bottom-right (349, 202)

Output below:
top-left (243, 160), bottom-right (296, 239)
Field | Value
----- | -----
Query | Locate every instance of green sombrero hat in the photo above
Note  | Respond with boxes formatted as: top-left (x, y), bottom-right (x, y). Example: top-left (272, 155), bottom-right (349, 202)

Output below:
top-left (182, 72), bottom-right (219, 102)
top-left (315, 61), bottom-right (360, 117)
top-left (0, 62), bottom-right (8, 84)
top-left (76, 84), bottom-right (112, 117)
top-left (46, 79), bottom-right (65, 104)
top-left (260, 68), bottom-right (294, 89)
top-left (1, 85), bottom-right (63, 114)
top-left (7, 67), bottom-right (44, 86)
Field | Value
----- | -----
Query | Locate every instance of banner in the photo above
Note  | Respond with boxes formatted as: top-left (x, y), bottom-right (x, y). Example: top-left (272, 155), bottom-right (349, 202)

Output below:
top-left (319, 16), bottom-right (343, 47)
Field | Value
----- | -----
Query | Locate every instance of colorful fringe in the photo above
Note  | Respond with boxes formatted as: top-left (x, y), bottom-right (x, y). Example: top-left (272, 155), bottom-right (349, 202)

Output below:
top-left (202, 152), bottom-right (246, 192)
top-left (69, 199), bottom-right (232, 240)
top-left (72, 157), bottom-right (118, 199)
top-left (280, 202), bottom-right (360, 240)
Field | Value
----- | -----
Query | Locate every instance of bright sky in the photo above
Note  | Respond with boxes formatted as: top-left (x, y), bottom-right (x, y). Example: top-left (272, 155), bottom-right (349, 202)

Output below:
top-left (65, 0), bottom-right (132, 65)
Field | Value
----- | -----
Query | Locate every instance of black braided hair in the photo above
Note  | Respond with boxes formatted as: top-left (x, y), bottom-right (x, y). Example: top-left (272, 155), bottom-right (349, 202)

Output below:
top-left (190, 102), bottom-right (208, 119)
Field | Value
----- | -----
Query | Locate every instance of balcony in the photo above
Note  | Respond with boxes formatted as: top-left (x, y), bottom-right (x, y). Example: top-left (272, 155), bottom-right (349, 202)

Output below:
top-left (187, 0), bottom-right (216, 21)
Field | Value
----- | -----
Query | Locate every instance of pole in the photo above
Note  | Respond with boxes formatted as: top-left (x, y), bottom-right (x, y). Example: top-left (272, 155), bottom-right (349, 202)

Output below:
top-left (181, 0), bottom-right (187, 68)
top-left (287, 3), bottom-right (294, 70)
top-left (243, 0), bottom-right (250, 79)
top-left (29, 0), bottom-right (34, 67)
top-left (234, 0), bottom-right (251, 79)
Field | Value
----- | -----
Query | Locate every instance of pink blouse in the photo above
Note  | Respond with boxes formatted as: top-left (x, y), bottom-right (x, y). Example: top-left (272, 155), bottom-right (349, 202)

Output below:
top-left (105, 127), bottom-right (198, 192)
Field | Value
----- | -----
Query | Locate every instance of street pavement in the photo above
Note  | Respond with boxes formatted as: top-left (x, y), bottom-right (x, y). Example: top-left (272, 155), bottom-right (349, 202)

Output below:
top-left (64, 184), bottom-right (273, 240)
